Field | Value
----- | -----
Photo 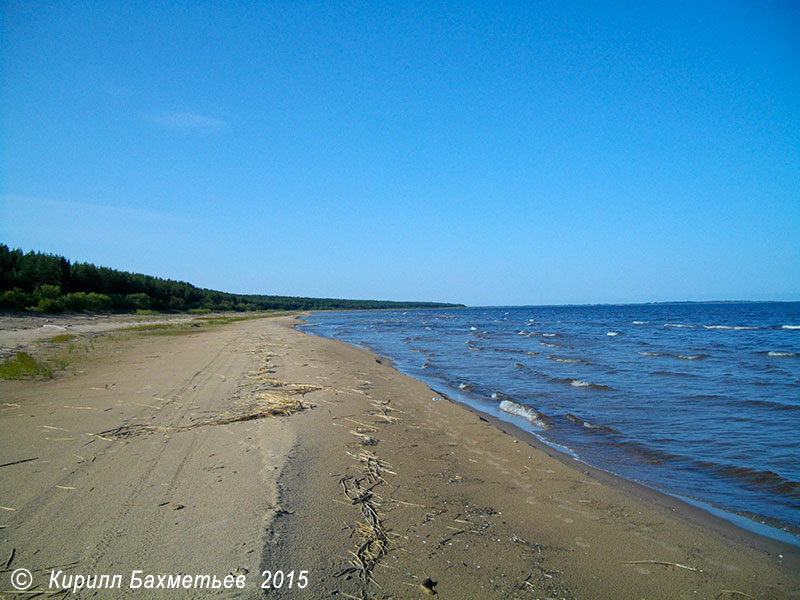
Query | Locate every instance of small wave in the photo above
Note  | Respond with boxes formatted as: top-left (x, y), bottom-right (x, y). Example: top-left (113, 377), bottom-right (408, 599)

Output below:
top-left (469, 326), bottom-right (478, 331)
top-left (539, 341), bottom-right (558, 348)
top-left (703, 325), bottom-right (760, 330)
top-left (686, 394), bottom-right (729, 402)
top-left (569, 379), bottom-right (611, 390)
top-left (542, 333), bottom-right (557, 337)
top-left (632, 320), bottom-right (648, 325)
top-left (723, 396), bottom-right (800, 413)
top-left (638, 350), bottom-right (707, 360)
top-left (607, 331), bottom-right (622, 336)
top-left (499, 400), bottom-right (550, 430)
top-left (665, 323), bottom-right (696, 328)
top-left (768, 351), bottom-right (797, 358)
top-left (458, 382), bottom-right (470, 390)
top-left (782, 325), bottom-right (800, 330)
top-left (698, 462), bottom-right (800, 500)
top-left (494, 347), bottom-right (532, 355)
top-left (651, 370), bottom-right (697, 378)
top-left (548, 355), bottom-right (581, 364)
top-left (565, 413), bottom-right (618, 433)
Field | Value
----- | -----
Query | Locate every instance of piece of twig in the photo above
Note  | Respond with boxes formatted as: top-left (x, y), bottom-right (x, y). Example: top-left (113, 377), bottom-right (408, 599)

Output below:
top-left (620, 560), bottom-right (701, 572)
top-left (0, 457), bottom-right (38, 468)
top-left (715, 591), bottom-right (754, 600)
top-left (344, 417), bottom-right (379, 431)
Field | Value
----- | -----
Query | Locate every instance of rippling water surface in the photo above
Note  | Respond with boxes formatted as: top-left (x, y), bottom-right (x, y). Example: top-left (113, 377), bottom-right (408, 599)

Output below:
top-left (299, 303), bottom-right (800, 543)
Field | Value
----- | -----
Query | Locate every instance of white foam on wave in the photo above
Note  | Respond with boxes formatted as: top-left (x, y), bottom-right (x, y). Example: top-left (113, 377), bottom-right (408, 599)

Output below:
top-left (607, 331), bottom-right (621, 336)
top-left (665, 323), bottom-right (696, 328)
top-left (539, 341), bottom-right (557, 348)
top-left (567, 379), bottom-right (611, 390)
top-left (703, 325), bottom-right (759, 330)
top-left (676, 354), bottom-right (705, 360)
top-left (470, 326), bottom-right (478, 331)
top-left (499, 400), bottom-right (549, 430)
top-left (633, 321), bottom-right (647, 325)
top-left (542, 333), bottom-right (557, 337)
top-left (768, 351), bottom-right (797, 357)
top-left (782, 325), bottom-right (800, 330)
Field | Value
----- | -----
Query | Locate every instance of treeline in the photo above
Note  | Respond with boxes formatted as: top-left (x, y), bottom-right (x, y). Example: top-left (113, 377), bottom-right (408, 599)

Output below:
top-left (0, 244), bottom-right (462, 313)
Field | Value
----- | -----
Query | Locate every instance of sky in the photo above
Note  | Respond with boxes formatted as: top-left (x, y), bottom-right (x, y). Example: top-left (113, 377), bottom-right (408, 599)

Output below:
top-left (1, 1), bottom-right (799, 306)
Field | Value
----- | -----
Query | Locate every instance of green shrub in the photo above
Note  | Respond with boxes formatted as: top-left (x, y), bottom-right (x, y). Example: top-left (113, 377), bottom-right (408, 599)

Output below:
top-left (36, 284), bottom-right (62, 300)
top-left (0, 352), bottom-right (53, 379)
top-left (85, 293), bottom-right (112, 311)
top-left (63, 292), bottom-right (88, 311)
top-left (51, 334), bottom-right (76, 343)
top-left (126, 293), bottom-right (151, 310)
top-left (37, 297), bottom-right (65, 313)
top-left (0, 288), bottom-right (31, 310)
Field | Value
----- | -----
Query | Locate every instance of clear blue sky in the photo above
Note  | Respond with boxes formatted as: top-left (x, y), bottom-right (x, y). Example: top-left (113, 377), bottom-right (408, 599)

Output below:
top-left (2, 1), bottom-right (798, 306)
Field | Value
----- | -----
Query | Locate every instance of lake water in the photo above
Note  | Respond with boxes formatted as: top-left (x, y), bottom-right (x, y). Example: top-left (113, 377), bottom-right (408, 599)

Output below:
top-left (300, 302), bottom-right (800, 545)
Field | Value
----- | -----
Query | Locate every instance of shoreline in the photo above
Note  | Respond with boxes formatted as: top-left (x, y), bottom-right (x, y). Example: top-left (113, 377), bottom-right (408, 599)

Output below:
top-left (297, 319), bottom-right (800, 564)
top-left (297, 314), bottom-right (800, 553)
top-left (437, 389), bottom-right (800, 561)
top-left (1, 313), bottom-right (797, 598)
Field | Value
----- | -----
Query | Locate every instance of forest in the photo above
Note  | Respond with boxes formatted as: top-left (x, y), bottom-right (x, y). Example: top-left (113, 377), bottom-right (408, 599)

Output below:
top-left (0, 244), bottom-right (463, 313)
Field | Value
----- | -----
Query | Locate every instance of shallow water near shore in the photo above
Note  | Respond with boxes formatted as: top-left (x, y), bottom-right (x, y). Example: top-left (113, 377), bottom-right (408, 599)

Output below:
top-left (300, 302), bottom-right (800, 544)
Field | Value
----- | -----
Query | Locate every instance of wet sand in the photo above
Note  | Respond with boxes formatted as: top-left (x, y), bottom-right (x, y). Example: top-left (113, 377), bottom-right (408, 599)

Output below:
top-left (0, 314), bottom-right (797, 598)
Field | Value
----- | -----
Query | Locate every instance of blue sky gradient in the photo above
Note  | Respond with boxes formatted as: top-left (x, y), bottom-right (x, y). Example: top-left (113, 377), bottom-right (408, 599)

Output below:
top-left (2, 1), bottom-right (798, 305)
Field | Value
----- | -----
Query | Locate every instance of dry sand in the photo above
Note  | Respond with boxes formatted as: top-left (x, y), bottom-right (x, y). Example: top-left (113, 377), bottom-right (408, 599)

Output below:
top-left (0, 314), bottom-right (797, 599)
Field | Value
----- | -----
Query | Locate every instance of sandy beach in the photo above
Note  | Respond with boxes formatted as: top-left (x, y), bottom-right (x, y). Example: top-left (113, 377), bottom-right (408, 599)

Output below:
top-left (0, 313), bottom-right (797, 599)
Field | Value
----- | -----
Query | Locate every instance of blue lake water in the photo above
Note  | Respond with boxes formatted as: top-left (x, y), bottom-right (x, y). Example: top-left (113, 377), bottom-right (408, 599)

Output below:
top-left (299, 302), bottom-right (800, 544)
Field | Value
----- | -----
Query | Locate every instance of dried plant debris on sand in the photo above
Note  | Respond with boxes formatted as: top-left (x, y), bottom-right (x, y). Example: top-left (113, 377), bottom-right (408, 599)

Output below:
top-left (98, 394), bottom-right (306, 440)
top-left (335, 474), bottom-right (389, 586)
